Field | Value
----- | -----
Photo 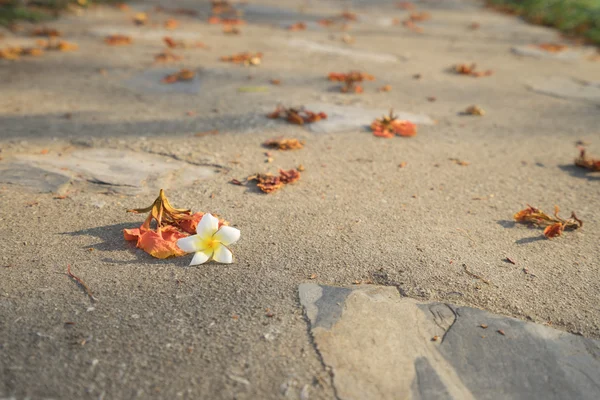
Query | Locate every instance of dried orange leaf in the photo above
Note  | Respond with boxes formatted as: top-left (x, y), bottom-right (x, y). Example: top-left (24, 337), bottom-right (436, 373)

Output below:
top-left (263, 138), bottom-right (305, 150)
top-left (154, 50), bottom-right (182, 63)
top-left (267, 106), bottom-right (327, 125)
top-left (575, 148), bottom-right (600, 172)
top-left (164, 18), bottom-right (179, 30)
top-left (464, 105), bottom-right (485, 116)
top-left (453, 63), bottom-right (493, 77)
top-left (32, 27), bottom-right (61, 37)
top-left (104, 34), bottom-right (132, 46)
top-left (287, 22), bottom-right (306, 31)
top-left (133, 13), bottom-right (148, 26)
top-left (537, 43), bottom-right (567, 53)
top-left (163, 36), bottom-right (208, 49)
top-left (162, 68), bottom-right (195, 84)
top-left (220, 52), bottom-right (262, 66)
top-left (248, 169), bottom-right (301, 194)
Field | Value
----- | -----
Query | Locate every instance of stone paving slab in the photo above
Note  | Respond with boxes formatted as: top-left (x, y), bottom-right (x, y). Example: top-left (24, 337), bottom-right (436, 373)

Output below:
top-left (299, 283), bottom-right (600, 400)
top-left (0, 148), bottom-right (218, 194)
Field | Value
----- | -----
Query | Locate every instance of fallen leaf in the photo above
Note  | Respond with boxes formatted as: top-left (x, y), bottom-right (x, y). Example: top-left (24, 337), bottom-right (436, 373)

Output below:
top-left (328, 71), bottom-right (375, 93)
top-left (104, 34), bottom-right (132, 46)
top-left (32, 27), bottom-right (61, 37)
top-left (464, 105), bottom-right (485, 115)
top-left (340, 11), bottom-right (358, 21)
top-left (133, 12), bottom-right (148, 25)
top-left (164, 18), bottom-right (179, 30)
top-left (575, 148), bottom-right (600, 172)
top-left (287, 22), bottom-right (306, 31)
top-left (537, 43), bottom-right (567, 53)
top-left (115, 3), bottom-right (130, 11)
top-left (449, 158), bottom-right (470, 166)
top-left (402, 19), bottom-right (423, 33)
top-left (297, 164), bottom-right (305, 172)
top-left (263, 138), bottom-right (305, 150)
top-left (309, 273), bottom-right (317, 279)
top-left (318, 19), bottom-right (335, 27)
top-left (220, 52), bottom-right (262, 66)
top-left (162, 69), bottom-right (195, 84)
top-left (270, 79), bottom-right (281, 85)
top-left (453, 63), bottom-right (493, 77)
top-left (163, 36), bottom-right (207, 49)
top-left (398, 162), bottom-right (407, 168)
top-left (505, 257), bottom-right (517, 265)
top-left (154, 50), bottom-right (182, 63)
top-left (248, 169), bottom-right (301, 194)
top-left (431, 336), bottom-right (439, 341)
top-left (40, 149), bottom-right (49, 155)
top-left (409, 11), bottom-right (430, 22)
top-left (230, 179), bottom-right (243, 186)
top-left (480, 324), bottom-right (488, 329)
top-left (267, 105), bottom-right (327, 125)
top-left (497, 329), bottom-right (505, 336)
top-left (378, 85), bottom-right (392, 92)
top-left (371, 109), bottom-right (417, 138)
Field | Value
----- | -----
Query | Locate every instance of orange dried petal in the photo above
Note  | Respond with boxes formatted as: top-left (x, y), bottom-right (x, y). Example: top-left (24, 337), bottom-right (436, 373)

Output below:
top-left (137, 229), bottom-right (187, 259)
top-left (393, 120), bottom-right (417, 137)
top-left (543, 223), bottom-right (563, 239)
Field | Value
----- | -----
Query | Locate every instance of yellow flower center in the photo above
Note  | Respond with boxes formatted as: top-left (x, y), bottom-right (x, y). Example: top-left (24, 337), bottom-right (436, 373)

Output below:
top-left (198, 235), bottom-right (219, 250)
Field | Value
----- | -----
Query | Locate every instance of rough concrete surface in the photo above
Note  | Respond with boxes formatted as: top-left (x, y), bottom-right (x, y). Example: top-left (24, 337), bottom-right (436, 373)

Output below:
top-left (0, 0), bottom-right (599, 399)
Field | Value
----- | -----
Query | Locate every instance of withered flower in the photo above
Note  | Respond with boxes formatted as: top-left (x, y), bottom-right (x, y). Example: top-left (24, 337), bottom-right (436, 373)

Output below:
top-left (575, 148), bottom-right (600, 172)
top-left (162, 69), bottom-right (195, 84)
top-left (123, 189), bottom-right (228, 258)
top-left (248, 169), bottom-right (301, 194)
top-left (267, 106), bottom-right (327, 125)
top-left (513, 205), bottom-right (582, 239)
top-left (263, 138), bottom-right (305, 150)
top-left (370, 109), bottom-right (417, 138)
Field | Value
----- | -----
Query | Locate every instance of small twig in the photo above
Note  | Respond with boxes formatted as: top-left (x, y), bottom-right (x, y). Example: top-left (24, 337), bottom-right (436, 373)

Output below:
top-left (463, 264), bottom-right (490, 285)
top-left (64, 264), bottom-right (96, 302)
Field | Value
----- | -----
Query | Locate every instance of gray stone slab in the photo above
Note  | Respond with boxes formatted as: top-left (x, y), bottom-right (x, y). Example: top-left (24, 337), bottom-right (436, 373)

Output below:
top-left (6, 148), bottom-right (217, 194)
top-left (526, 76), bottom-right (600, 104)
top-left (0, 164), bottom-right (71, 193)
top-left (124, 68), bottom-right (202, 95)
top-left (283, 38), bottom-right (402, 63)
top-left (511, 45), bottom-right (589, 61)
top-left (299, 283), bottom-right (600, 400)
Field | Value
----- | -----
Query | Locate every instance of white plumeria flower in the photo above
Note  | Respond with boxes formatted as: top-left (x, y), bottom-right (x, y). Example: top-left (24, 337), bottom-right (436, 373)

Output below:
top-left (177, 213), bottom-right (240, 266)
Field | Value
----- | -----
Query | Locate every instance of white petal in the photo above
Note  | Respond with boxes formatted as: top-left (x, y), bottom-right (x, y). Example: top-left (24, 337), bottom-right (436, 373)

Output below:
top-left (212, 244), bottom-right (233, 264)
top-left (196, 213), bottom-right (219, 238)
top-left (190, 249), bottom-right (213, 266)
top-left (213, 226), bottom-right (240, 246)
top-left (177, 235), bottom-right (202, 253)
